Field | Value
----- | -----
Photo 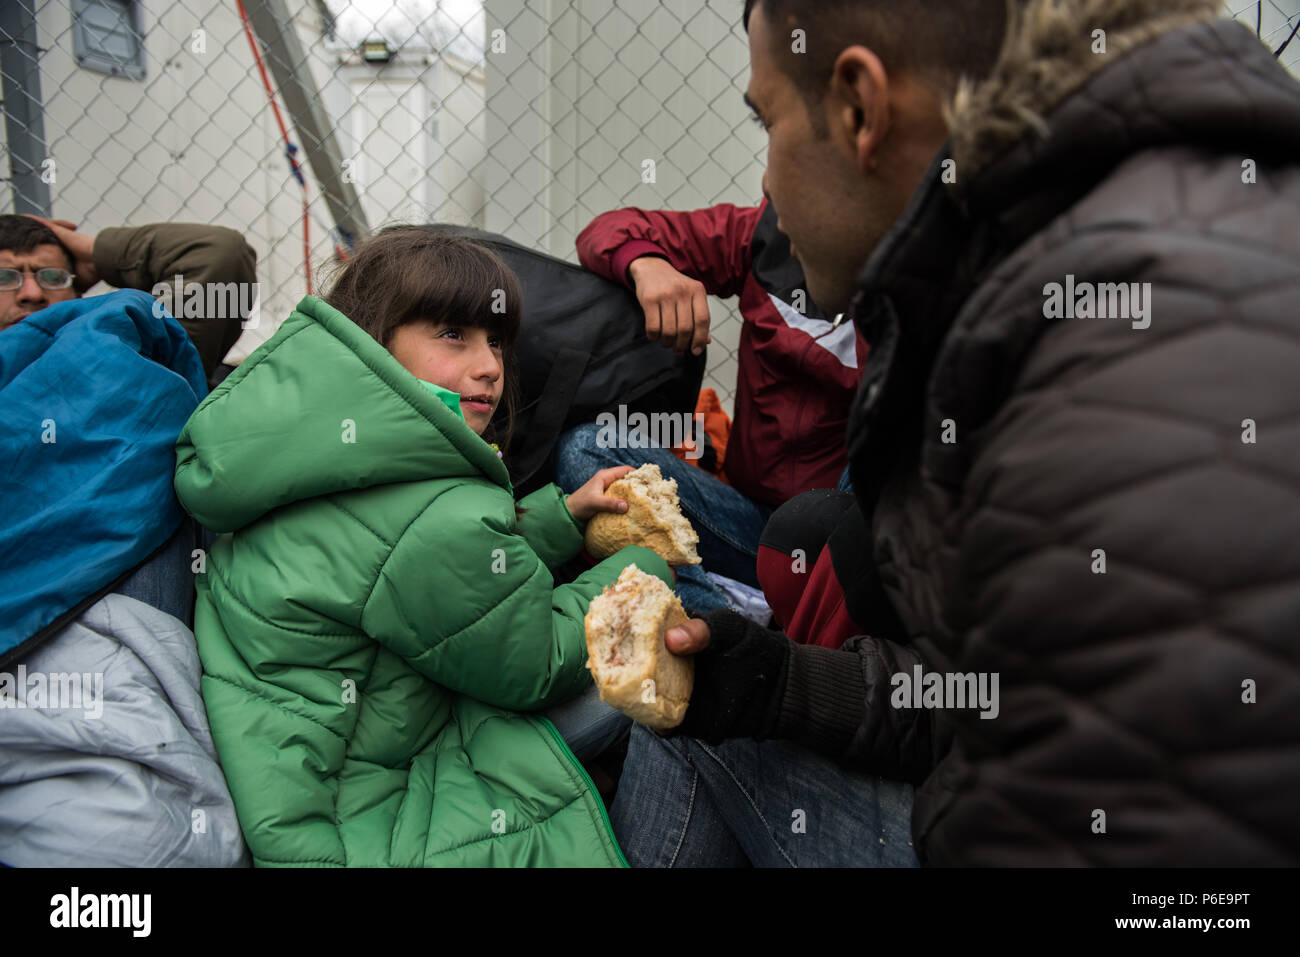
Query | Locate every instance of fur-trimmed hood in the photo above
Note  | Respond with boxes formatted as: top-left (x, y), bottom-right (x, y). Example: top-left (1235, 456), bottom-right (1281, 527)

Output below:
top-left (948, 0), bottom-right (1222, 175)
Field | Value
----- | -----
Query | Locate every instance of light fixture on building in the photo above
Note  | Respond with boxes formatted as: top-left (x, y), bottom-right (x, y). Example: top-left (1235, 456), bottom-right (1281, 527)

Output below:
top-left (360, 38), bottom-right (394, 64)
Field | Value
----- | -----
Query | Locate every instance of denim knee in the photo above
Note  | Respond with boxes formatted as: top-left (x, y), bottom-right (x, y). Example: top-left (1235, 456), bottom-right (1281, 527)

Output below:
top-left (553, 422), bottom-right (607, 493)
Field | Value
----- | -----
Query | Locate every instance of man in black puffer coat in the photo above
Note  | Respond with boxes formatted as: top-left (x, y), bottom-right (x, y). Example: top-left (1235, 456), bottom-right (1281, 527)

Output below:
top-left (609, 0), bottom-right (1300, 866)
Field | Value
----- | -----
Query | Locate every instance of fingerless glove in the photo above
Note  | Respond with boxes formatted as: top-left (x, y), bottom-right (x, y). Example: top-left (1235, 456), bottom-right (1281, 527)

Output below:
top-left (668, 609), bottom-right (792, 743)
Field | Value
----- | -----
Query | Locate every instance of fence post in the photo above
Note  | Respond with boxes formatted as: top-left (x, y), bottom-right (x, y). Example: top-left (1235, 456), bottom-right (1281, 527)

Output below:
top-left (0, 0), bottom-right (52, 217)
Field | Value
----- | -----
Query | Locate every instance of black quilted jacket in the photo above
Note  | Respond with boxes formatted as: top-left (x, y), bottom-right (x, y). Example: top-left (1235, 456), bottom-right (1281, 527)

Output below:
top-left (837, 10), bottom-right (1300, 864)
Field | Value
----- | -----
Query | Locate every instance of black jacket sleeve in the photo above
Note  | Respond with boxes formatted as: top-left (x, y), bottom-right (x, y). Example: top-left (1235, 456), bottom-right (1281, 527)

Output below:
top-left (691, 607), bottom-right (936, 783)
top-left (775, 635), bottom-right (935, 784)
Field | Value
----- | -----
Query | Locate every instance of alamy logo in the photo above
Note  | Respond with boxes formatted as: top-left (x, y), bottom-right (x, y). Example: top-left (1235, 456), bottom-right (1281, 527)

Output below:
top-left (0, 666), bottom-right (103, 719)
top-left (1042, 274), bottom-right (1152, 330)
top-left (49, 887), bottom-right (151, 937)
top-left (151, 275), bottom-right (262, 329)
top-left (595, 405), bottom-right (706, 461)
top-left (890, 665), bottom-right (999, 720)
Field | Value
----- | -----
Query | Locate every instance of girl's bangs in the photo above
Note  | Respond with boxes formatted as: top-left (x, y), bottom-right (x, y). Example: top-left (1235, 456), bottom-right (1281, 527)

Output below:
top-left (400, 239), bottom-right (523, 346)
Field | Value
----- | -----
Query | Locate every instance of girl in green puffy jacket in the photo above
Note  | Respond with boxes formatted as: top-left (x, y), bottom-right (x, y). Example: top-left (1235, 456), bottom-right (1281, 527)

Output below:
top-left (329, 229), bottom-right (644, 759)
top-left (174, 228), bottom-right (678, 866)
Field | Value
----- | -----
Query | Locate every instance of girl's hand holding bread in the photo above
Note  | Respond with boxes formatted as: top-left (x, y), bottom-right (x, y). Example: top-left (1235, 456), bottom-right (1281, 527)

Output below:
top-left (565, 466), bottom-right (635, 522)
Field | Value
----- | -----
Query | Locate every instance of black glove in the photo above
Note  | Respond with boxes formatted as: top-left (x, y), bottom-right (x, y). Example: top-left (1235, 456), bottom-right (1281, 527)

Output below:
top-left (666, 609), bottom-right (792, 744)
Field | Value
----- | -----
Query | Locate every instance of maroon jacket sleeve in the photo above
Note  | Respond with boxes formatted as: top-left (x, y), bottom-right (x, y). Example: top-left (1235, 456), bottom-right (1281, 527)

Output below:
top-left (575, 202), bottom-right (766, 300)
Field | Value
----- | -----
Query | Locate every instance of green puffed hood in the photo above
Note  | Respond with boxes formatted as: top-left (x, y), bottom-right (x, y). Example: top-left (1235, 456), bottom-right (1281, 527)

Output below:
top-left (175, 295), bottom-right (509, 532)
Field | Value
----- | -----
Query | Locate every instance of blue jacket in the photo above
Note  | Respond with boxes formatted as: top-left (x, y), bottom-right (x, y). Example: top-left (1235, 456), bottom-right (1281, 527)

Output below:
top-left (0, 289), bottom-right (206, 661)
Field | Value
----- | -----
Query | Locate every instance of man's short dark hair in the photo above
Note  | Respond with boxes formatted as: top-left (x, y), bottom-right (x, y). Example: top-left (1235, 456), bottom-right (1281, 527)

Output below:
top-left (0, 214), bottom-right (73, 269)
top-left (744, 0), bottom-right (1009, 125)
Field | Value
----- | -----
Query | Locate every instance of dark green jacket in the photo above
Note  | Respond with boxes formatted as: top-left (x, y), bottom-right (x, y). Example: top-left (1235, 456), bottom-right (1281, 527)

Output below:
top-left (174, 295), bottom-right (671, 866)
top-left (96, 222), bottom-right (256, 376)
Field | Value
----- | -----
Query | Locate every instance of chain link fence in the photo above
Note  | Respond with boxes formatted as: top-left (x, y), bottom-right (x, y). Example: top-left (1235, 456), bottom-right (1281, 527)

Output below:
top-left (2, 0), bottom-right (1298, 410)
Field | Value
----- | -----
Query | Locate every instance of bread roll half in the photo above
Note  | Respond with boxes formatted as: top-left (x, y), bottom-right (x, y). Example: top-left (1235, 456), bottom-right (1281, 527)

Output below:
top-left (584, 464), bottom-right (701, 565)
top-left (584, 564), bottom-right (694, 730)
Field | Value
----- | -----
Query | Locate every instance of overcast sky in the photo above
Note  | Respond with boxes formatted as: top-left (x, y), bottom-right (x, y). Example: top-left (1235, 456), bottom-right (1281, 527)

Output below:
top-left (322, 0), bottom-right (484, 59)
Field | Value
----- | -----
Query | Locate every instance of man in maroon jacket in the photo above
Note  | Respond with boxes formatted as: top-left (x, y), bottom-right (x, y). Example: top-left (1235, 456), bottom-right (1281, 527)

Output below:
top-left (555, 200), bottom-right (866, 612)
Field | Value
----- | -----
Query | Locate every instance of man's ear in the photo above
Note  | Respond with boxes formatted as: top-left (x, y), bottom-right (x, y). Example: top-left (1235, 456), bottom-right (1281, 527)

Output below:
top-left (828, 46), bottom-right (890, 172)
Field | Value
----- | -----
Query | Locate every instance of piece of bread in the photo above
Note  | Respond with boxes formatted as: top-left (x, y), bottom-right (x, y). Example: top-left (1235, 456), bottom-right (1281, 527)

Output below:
top-left (584, 564), bottom-right (694, 730)
top-left (584, 464), bottom-right (701, 564)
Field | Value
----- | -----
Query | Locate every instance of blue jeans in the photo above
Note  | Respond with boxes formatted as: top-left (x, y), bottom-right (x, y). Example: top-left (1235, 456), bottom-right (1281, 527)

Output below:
top-left (554, 423), bottom-right (775, 615)
top-left (543, 683), bottom-right (631, 763)
top-left (610, 724), bottom-right (919, 867)
top-left (116, 521), bottom-right (198, 626)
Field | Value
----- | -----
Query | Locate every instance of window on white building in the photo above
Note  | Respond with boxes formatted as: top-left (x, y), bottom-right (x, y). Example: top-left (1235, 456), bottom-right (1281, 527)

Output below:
top-left (72, 0), bottom-right (145, 80)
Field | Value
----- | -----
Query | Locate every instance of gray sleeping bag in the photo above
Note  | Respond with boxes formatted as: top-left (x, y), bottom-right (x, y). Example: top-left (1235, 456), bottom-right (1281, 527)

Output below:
top-left (0, 593), bottom-right (249, 867)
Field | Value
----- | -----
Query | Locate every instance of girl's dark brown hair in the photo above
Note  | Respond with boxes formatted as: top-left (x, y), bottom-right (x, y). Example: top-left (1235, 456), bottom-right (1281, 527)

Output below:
top-left (324, 227), bottom-right (523, 453)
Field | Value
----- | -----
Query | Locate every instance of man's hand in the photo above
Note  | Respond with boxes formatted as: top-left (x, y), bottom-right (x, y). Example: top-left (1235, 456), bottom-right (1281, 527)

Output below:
top-left (565, 466), bottom-right (634, 523)
top-left (23, 215), bottom-right (97, 293)
top-left (661, 610), bottom-right (791, 743)
top-left (628, 256), bottom-right (711, 356)
top-left (665, 618), bottom-right (711, 655)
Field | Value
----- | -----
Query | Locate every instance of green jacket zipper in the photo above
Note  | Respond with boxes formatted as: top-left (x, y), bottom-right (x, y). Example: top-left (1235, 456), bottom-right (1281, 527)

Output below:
top-left (538, 716), bottom-right (630, 868)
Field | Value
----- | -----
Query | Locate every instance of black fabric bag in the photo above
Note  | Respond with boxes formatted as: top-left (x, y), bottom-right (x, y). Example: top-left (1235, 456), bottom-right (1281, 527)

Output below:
top-left (424, 224), bottom-right (706, 496)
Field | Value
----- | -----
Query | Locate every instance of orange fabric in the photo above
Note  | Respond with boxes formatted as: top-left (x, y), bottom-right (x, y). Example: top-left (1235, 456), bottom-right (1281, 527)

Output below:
top-left (671, 388), bottom-right (731, 485)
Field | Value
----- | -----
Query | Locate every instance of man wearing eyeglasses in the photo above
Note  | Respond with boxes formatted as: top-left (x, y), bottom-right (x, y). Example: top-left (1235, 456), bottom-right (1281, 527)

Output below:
top-left (0, 213), bottom-right (256, 380)
top-left (0, 223), bottom-right (77, 328)
top-left (0, 210), bottom-right (254, 866)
